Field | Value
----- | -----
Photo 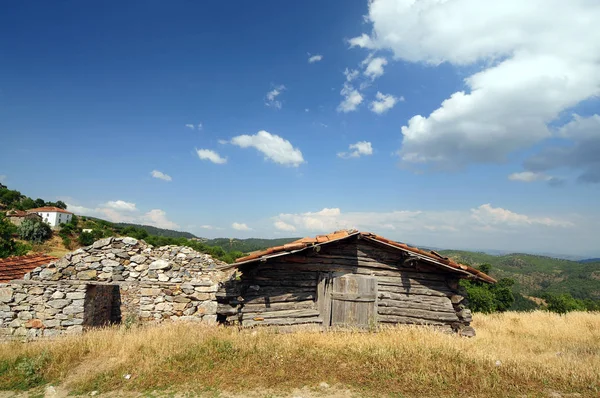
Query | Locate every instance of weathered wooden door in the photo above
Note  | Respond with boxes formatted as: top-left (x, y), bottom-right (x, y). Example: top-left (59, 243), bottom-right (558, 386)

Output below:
top-left (318, 273), bottom-right (377, 328)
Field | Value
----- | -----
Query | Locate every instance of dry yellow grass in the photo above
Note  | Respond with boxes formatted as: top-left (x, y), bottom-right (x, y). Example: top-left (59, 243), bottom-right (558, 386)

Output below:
top-left (1, 311), bottom-right (599, 397)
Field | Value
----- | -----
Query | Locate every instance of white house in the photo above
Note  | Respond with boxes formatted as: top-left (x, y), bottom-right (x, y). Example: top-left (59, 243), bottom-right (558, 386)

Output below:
top-left (27, 207), bottom-right (73, 229)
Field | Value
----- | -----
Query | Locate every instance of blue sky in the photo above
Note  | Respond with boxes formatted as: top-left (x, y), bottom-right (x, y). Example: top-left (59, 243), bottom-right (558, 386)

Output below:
top-left (1, 0), bottom-right (599, 256)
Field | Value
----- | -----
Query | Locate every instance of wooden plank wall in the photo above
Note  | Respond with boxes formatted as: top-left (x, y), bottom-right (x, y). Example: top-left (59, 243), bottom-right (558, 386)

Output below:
top-left (217, 237), bottom-right (470, 330)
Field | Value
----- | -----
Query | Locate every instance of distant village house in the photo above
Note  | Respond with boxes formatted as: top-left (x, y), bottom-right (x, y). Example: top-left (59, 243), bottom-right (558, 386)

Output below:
top-left (26, 206), bottom-right (73, 228)
top-left (5, 210), bottom-right (43, 226)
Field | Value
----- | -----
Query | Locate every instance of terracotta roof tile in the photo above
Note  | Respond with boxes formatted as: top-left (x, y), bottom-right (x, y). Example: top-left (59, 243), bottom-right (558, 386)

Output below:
top-left (27, 207), bottom-right (73, 215)
top-left (233, 230), bottom-right (496, 283)
top-left (0, 254), bottom-right (58, 283)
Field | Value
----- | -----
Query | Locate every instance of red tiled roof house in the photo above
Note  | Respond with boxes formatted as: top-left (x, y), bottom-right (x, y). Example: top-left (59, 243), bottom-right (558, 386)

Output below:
top-left (218, 230), bottom-right (495, 335)
top-left (27, 207), bottom-right (73, 229)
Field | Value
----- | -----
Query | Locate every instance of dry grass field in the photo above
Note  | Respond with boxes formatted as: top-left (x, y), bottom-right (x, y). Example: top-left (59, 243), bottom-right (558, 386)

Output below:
top-left (1, 311), bottom-right (599, 397)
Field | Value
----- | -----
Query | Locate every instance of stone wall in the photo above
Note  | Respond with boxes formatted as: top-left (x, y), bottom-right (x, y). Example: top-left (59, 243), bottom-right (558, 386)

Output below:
top-left (0, 281), bottom-right (87, 338)
top-left (0, 237), bottom-right (234, 340)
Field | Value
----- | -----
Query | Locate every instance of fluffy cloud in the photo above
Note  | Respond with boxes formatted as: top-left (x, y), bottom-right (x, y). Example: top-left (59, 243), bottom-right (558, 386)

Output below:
top-left (230, 130), bottom-right (304, 167)
top-left (362, 56), bottom-right (387, 80)
top-left (344, 68), bottom-right (359, 82)
top-left (523, 114), bottom-right (600, 183)
top-left (0, 175), bottom-right (6, 183)
top-left (196, 149), bottom-right (227, 164)
top-left (471, 204), bottom-right (573, 228)
top-left (338, 141), bottom-right (373, 159)
top-left (274, 220), bottom-right (296, 232)
top-left (349, 0), bottom-right (600, 170)
top-left (232, 222), bottom-right (251, 231)
top-left (270, 204), bottom-right (585, 254)
top-left (265, 85), bottom-right (285, 109)
top-left (104, 200), bottom-right (137, 212)
top-left (370, 92), bottom-right (402, 114)
top-left (308, 54), bottom-right (323, 63)
top-left (185, 124), bottom-right (194, 130)
top-left (337, 82), bottom-right (363, 113)
top-left (140, 209), bottom-right (179, 230)
top-left (151, 170), bottom-right (172, 182)
top-left (65, 200), bottom-right (179, 230)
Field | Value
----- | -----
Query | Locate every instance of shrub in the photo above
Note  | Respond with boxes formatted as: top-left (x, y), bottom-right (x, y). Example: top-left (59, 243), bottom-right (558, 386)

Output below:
top-left (460, 264), bottom-right (515, 313)
top-left (17, 219), bottom-right (52, 243)
top-left (78, 232), bottom-right (95, 246)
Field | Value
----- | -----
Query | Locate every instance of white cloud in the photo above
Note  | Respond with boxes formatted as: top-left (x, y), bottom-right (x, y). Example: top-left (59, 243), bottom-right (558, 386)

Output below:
top-left (66, 201), bottom-right (179, 230)
top-left (265, 85), bottom-right (285, 109)
top-left (337, 82), bottom-right (363, 113)
top-left (185, 123), bottom-right (202, 131)
top-left (349, 0), bottom-right (600, 170)
top-left (104, 200), bottom-right (137, 212)
top-left (232, 222), bottom-right (251, 231)
top-left (338, 141), bottom-right (373, 159)
top-left (471, 204), bottom-right (573, 228)
top-left (230, 130), bottom-right (304, 167)
top-left (308, 54), bottom-right (323, 63)
top-left (270, 204), bottom-right (585, 254)
top-left (344, 68), bottom-right (359, 82)
top-left (274, 220), bottom-right (296, 232)
top-left (370, 92), bottom-right (401, 114)
top-left (0, 175), bottom-right (6, 183)
top-left (140, 209), bottom-right (179, 229)
top-left (196, 148), bottom-right (227, 164)
top-left (217, 139), bottom-right (228, 145)
top-left (199, 225), bottom-right (214, 230)
top-left (151, 170), bottom-right (172, 182)
top-left (305, 108), bottom-right (309, 112)
top-left (508, 171), bottom-right (552, 183)
top-left (362, 56), bottom-right (387, 80)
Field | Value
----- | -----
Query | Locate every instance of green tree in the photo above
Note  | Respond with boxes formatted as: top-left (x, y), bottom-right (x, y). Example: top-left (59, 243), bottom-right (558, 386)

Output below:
top-left (34, 198), bottom-right (45, 208)
top-left (461, 264), bottom-right (515, 313)
top-left (543, 293), bottom-right (586, 315)
top-left (17, 219), bottom-right (52, 243)
top-left (120, 226), bottom-right (149, 240)
top-left (20, 198), bottom-right (36, 210)
top-left (78, 231), bottom-right (95, 246)
top-left (55, 201), bottom-right (67, 210)
top-left (0, 214), bottom-right (30, 258)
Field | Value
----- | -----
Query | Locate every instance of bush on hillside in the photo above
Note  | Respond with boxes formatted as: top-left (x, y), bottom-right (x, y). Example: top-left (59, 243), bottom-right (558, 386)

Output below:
top-left (17, 219), bottom-right (52, 243)
top-left (542, 293), bottom-right (600, 314)
top-left (460, 264), bottom-right (515, 313)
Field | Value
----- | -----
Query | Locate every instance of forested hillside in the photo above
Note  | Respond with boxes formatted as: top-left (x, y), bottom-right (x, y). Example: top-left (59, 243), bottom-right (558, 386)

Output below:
top-left (202, 237), bottom-right (299, 253)
top-left (440, 250), bottom-right (600, 301)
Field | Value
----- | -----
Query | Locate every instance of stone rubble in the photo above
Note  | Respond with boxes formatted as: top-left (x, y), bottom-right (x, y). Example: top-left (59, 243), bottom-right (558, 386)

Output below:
top-left (0, 237), bottom-right (234, 340)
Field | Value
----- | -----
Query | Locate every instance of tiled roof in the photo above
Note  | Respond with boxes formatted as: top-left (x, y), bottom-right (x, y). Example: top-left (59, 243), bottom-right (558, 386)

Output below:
top-left (6, 210), bottom-right (28, 217)
top-left (27, 207), bottom-right (73, 214)
top-left (233, 230), bottom-right (496, 283)
top-left (0, 254), bottom-right (58, 283)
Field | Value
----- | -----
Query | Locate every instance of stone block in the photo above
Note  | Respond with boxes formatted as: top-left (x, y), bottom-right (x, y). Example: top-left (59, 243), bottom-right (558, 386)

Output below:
top-left (102, 259), bottom-right (120, 268)
top-left (77, 270), bottom-right (97, 280)
top-left (0, 287), bottom-right (14, 303)
top-left (28, 287), bottom-right (45, 295)
top-left (92, 237), bottom-right (113, 249)
top-left (140, 288), bottom-right (161, 296)
top-left (122, 237), bottom-right (138, 245)
top-left (66, 292), bottom-right (86, 300)
top-left (63, 306), bottom-right (84, 315)
top-left (47, 299), bottom-right (70, 309)
top-left (51, 291), bottom-right (65, 299)
top-left (13, 293), bottom-right (27, 303)
top-left (43, 329), bottom-right (61, 337)
top-left (149, 260), bottom-right (170, 270)
top-left (66, 325), bottom-right (83, 334)
top-left (173, 296), bottom-right (190, 303)
top-left (131, 255), bottom-right (147, 264)
top-left (158, 274), bottom-right (170, 282)
top-left (25, 319), bottom-right (44, 329)
top-left (43, 319), bottom-right (60, 328)
top-left (17, 311), bottom-right (33, 320)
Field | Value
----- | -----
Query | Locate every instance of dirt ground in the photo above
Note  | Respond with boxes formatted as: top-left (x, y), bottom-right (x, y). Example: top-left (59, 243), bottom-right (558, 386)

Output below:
top-left (0, 384), bottom-right (359, 398)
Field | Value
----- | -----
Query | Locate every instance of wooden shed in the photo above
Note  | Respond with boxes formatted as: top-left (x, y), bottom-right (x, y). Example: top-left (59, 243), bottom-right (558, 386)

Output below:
top-left (217, 230), bottom-right (495, 335)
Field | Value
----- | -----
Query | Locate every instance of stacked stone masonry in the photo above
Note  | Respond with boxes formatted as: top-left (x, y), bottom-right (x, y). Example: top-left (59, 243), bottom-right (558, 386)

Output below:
top-left (0, 237), bottom-right (233, 340)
